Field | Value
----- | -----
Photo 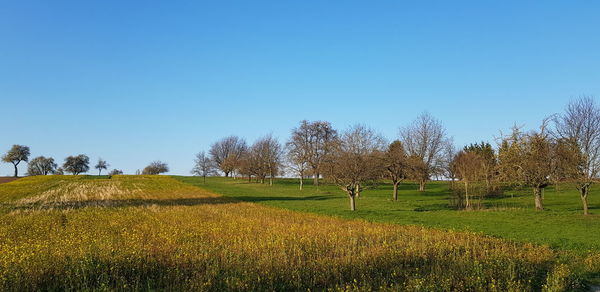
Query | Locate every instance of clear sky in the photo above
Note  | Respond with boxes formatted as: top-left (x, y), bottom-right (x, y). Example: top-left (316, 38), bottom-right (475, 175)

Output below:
top-left (1, 1), bottom-right (599, 175)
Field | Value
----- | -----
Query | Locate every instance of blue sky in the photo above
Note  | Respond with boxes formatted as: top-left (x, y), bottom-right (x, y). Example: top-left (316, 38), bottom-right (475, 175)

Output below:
top-left (1, 1), bottom-right (599, 175)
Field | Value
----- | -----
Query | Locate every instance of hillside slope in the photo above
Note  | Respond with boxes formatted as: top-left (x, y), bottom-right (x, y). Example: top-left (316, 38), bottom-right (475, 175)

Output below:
top-left (0, 175), bottom-right (593, 291)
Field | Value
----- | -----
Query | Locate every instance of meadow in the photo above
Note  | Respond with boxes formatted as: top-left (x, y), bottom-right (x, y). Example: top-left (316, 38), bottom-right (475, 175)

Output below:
top-left (179, 177), bottom-right (600, 254)
top-left (0, 175), bottom-right (597, 291)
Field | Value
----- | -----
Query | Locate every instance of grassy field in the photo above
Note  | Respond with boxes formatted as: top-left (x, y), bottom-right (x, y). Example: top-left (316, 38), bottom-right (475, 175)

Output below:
top-left (178, 177), bottom-right (600, 255)
top-left (0, 175), bottom-right (596, 291)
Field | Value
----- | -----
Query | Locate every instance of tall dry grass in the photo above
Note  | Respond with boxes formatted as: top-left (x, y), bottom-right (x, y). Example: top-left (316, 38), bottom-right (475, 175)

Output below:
top-left (0, 175), bottom-right (589, 291)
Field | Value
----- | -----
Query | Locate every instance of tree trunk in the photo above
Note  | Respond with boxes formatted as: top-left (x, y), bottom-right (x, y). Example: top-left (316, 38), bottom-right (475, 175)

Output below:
top-left (464, 181), bottom-right (470, 210)
top-left (419, 180), bottom-right (425, 192)
top-left (299, 176), bottom-right (303, 190)
top-left (393, 181), bottom-right (399, 201)
top-left (225, 171), bottom-right (230, 178)
top-left (248, 175), bottom-right (252, 183)
top-left (580, 186), bottom-right (590, 215)
top-left (533, 187), bottom-right (544, 210)
top-left (355, 184), bottom-right (360, 198)
top-left (349, 193), bottom-right (356, 211)
top-left (99, 170), bottom-right (101, 176)
top-left (13, 163), bottom-right (18, 178)
top-left (269, 176), bottom-right (273, 186)
top-left (313, 172), bottom-right (320, 186)
top-left (203, 175), bottom-right (206, 184)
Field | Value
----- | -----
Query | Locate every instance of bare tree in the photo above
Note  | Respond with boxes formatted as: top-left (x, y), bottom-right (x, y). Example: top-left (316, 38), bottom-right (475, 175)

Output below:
top-left (553, 96), bottom-right (600, 215)
top-left (290, 120), bottom-right (338, 186)
top-left (109, 169), bottom-right (124, 175)
top-left (95, 159), bottom-right (109, 176)
top-left (464, 142), bottom-right (497, 194)
top-left (237, 148), bottom-right (259, 182)
top-left (452, 151), bottom-right (483, 209)
top-left (250, 135), bottom-right (283, 185)
top-left (209, 136), bottom-right (247, 177)
top-left (191, 151), bottom-right (216, 183)
top-left (27, 156), bottom-right (57, 176)
top-left (286, 125), bottom-right (312, 190)
top-left (497, 123), bottom-right (572, 211)
top-left (383, 140), bottom-right (409, 201)
top-left (443, 142), bottom-right (458, 189)
top-left (322, 125), bottom-right (385, 211)
top-left (2, 145), bottom-right (30, 177)
top-left (63, 155), bottom-right (90, 175)
top-left (142, 161), bottom-right (169, 175)
top-left (400, 113), bottom-right (451, 191)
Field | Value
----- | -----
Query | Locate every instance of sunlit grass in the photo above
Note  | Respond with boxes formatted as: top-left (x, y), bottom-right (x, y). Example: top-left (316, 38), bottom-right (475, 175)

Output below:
top-left (0, 175), bottom-right (594, 290)
top-left (181, 177), bottom-right (600, 254)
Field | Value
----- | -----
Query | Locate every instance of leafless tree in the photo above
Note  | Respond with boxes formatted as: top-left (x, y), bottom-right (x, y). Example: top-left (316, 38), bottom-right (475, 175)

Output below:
top-left (553, 96), bottom-right (600, 215)
top-left (2, 145), bottom-right (30, 177)
top-left (109, 169), bottom-right (124, 175)
top-left (497, 122), bottom-right (574, 211)
top-left (249, 135), bottom-right (283, 185)
top-left (285, 155), bottom-right (309, 190)
top-left (237, 148), bottom-right (259, 182)
top-left (400, 113), bottom-right (451, 191)
top-left (444, 142), bottom-right (459, 190)
top-left (142, 161), bottom-right (169, 175)
top-left (286, 125), bottom-right (312, 190)
top-left (63, 155), bottom-right (90, 175)
top-left (452, 151), bottom-right (484, 209)
top-left (322, 125), bottom-right (386, 211)
top-left (209, 136), bottom-right (247, 177)
top-left (289, 120), bottom-right (338, 186)
top-left (191, 151), bottom-right (216, 183)
top-left (27, 156), bottom-right (57, 176)
top-left (95, 159), bottom-right (109, 175)
top-left (463, 142), bottom-right (497, 194)
top-left (383, 140), bottom-right (409, 201)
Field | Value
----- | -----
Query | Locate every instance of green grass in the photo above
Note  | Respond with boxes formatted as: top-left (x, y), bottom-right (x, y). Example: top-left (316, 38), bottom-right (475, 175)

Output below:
top-left (3, 175), bottom-right (592, 290)
top-left (176, 176), bottom-right (600, 254)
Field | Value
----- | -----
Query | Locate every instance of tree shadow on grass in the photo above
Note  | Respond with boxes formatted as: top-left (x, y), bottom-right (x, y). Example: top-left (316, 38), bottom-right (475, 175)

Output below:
top-left (231, 195), bottom-right (335, 203)
top-left (413, 203), bottom-right (452, 212)
top-left (8, 197), bottom-right (237, 211)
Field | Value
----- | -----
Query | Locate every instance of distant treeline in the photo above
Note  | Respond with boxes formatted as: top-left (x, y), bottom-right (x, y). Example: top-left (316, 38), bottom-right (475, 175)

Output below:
top-left (194, 96), bottom-right (599, 214)
top-left (4, 96), bottom-right (599, 214)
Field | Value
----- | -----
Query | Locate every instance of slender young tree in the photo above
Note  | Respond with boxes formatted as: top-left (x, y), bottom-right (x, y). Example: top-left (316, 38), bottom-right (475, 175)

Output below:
top-left (95, 159), bottom-right (109, 175)
top-left (452, 151), bottom-right (484, 209)
top-left (191, 151), bottom-right (216, 183)
top-left (464, 142), bottom-right (497, 194)
top-left (2, 145), bottom-right (30, 177)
